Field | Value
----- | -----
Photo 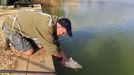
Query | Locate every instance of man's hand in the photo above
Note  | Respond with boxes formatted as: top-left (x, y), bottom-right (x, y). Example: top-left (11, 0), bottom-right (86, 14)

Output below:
top-left (52, 50), bottom-right (67, 66)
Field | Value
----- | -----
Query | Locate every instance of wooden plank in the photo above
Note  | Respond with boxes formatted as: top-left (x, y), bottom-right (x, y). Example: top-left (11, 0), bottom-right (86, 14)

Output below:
top-left (11, 54), bottom-right (29, 75)
top-left (27, 48), bottom-right (55, 75)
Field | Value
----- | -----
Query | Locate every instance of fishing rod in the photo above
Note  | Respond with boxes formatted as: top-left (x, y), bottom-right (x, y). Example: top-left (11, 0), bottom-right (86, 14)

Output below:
top-left (0, 70), bottom-right (56, 74)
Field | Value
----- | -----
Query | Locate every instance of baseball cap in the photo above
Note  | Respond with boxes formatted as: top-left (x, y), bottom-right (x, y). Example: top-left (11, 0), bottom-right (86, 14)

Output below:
top-left (58, 18), bottom-right (72, 37)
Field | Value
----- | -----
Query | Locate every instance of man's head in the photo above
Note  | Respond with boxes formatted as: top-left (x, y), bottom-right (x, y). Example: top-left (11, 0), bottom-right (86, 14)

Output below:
top-left (56, 18), bottom-right (72, 37)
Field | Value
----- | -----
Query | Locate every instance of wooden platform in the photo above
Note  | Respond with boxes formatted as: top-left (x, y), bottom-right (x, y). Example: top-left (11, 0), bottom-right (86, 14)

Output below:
top-left (11, 48), bottom-right (55, 75)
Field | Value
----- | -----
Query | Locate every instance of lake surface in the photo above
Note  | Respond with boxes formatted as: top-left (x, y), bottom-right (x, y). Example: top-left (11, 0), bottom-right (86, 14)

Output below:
top-left (42, 0), bottom-right (134, 75)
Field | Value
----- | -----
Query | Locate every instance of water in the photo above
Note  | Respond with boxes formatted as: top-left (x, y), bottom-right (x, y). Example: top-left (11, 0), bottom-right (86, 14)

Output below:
top-left (42, 0), bottom-right (134, 75)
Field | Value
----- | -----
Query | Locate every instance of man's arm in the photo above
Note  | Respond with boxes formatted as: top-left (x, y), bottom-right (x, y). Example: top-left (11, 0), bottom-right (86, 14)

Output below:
top-left (52, 40), bottom-right (67, 66)
top-left (52, 50), bottom-right (67, 66)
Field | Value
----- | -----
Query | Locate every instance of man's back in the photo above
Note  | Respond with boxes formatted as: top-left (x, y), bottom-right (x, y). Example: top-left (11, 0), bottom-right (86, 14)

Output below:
top-left (4, 10), bottom-right (58, 54)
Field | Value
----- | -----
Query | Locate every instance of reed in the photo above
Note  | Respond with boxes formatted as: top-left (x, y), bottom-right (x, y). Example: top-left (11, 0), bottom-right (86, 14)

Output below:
top-left (32, 0), bottom-right (64, 6)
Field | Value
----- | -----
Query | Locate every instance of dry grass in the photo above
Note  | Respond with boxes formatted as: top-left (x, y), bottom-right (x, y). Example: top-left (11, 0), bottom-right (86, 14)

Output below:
top-left (0, 32), bottom-right (15, 69)
top-left (0, 20), bottom-right (21, 75)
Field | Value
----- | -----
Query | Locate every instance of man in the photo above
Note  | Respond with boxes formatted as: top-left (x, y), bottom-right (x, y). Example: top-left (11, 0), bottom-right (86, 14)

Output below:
top-left (2, 10), bottom-right (72, 66)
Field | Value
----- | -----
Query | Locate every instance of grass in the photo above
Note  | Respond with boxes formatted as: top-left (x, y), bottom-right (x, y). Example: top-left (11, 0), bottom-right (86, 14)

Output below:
top-left (0, 19), bottom-right (21, 74)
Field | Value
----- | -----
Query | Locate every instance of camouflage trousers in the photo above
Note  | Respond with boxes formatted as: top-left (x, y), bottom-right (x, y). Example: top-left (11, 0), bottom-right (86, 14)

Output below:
top-left (2, 24), bottom-right (39, 52)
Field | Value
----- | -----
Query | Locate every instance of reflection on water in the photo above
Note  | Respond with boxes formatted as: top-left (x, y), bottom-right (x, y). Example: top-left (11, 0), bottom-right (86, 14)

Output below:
top-left (42, 0), bottom-right (134, 75)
